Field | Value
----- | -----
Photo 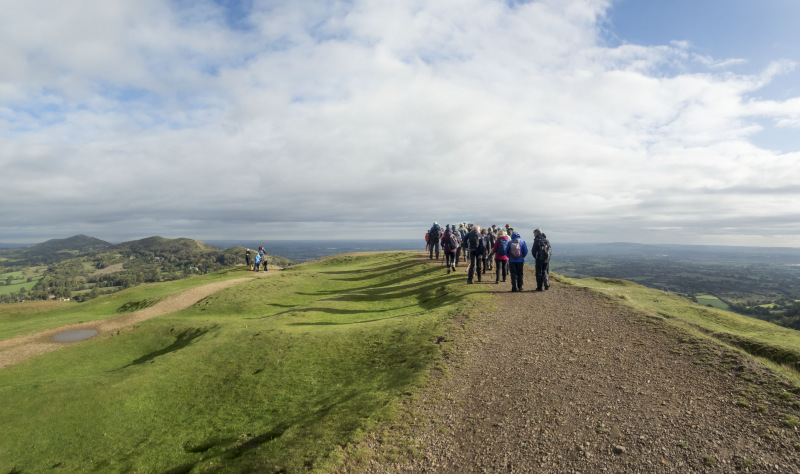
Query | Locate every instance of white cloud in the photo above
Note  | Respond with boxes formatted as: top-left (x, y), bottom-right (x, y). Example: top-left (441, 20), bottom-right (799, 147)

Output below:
top-left (1, 0), bottom-right (799, 246)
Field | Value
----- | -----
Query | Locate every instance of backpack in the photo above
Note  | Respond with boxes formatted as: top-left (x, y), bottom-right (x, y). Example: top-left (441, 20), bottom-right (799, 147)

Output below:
top-left (496, 238), bottom-right (509, 257)
top-left (508, 240), bottom-right (521, 259)
top-left (430, 225), bottom-right (441, 240)
top-left (537, 239), bottom-right (551, 262)
top-left (446, 233), bottom-right (458, 252)
top-left (425, 232), bottom-right (430, 243)
top-left (468, 231), bottom-right (479, 250)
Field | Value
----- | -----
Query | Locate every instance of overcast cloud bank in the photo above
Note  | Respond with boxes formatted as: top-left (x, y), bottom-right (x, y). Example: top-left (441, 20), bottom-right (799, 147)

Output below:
top-left (1, 0), bottom-right (799, 246)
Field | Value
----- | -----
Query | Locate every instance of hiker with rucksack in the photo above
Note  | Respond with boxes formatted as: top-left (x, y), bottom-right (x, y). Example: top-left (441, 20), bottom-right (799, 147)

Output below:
top-left (480, 228), bottom-right (491, 275)
top-left (441, 225), bottom-right (461, 274)
top-left (493, 230), bottom-right (510, 283)
top-left (485, 227), bottom-right (497, 272)
top-left (466, 225), bottom-right (486, 284)
top-left (532, 228), bottom-right (551, 291)
top-left (507, 231), bottom-right (528, 292)
top-left (458, 224), bottom-right (469, 266)
top-left (428, 222), bottom-right (442, 260)
top-left (258, 246), bottom-right (268, 272)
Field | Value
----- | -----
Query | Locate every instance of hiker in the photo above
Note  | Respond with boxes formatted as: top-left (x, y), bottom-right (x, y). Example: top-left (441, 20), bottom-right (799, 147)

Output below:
top-left (480, 228), bottom-right (490, 275)
top-left (245, 248), bottom-right (252, 270)
top-left (258, 246), bottom-right (268, 272)
top-left (254, 253), bottom-right (261, 271)
top-left (507, 231), bottom-right (528, 292)
top-left (458, 224), bottom-right (469, 266)
top-left (532, 228), bottom-right (551, 291)
top-left (425, 229), bottom-right (430, 253)
top-left (484, 227), bottom-right (497, 272)
top-left (466, 225), bottom-right (485, 284)
top-left (441, 225), bottom-right (460, 274)
top-left (428, 222), bottom-right (442, 260)
top-left (493, 229), bottom-right (510, 283)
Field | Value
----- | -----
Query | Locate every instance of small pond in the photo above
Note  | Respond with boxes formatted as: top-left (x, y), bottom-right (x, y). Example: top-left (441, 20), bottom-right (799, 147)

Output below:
top-left (53, 329), bottom-right (99, 343)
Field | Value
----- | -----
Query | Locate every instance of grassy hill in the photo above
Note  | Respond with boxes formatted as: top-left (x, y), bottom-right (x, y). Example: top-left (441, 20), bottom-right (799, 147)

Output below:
top-left (0, 236), bottom-right (293, 304)
top-left (0, 252), bottom-right (487, 472)
top-left (2, 254), bottom-right (799, 472)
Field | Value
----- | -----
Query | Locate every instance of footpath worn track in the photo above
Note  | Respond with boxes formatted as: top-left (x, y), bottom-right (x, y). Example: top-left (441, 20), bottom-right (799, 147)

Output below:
top-left (0, 270), bottom-right (278, 369)
top-left (367, 264), bottom-right (800, 472)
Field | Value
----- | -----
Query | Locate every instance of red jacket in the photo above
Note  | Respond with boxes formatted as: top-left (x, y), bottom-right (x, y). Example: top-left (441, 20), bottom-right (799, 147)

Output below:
top-left (493, 235), bottom-right (510, 261)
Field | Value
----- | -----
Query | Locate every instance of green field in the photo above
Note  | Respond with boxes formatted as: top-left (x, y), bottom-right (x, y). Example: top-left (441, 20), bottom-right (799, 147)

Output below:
top-left (695, 293), bottom-right (730, 310)
top-left (0, 267), bottom-right (254, 340)
top-left (0, 253), bottom-right (488, 472)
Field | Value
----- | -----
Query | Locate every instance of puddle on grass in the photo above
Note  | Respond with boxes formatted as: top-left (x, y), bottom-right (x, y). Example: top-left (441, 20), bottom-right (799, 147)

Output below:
top-left (53, 329), bottom-right (99, 343)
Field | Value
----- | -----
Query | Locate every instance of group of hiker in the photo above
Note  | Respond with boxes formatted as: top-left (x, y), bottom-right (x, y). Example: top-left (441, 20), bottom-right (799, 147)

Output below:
top-left (245, 246), bottom-right (269, 272)
top-left (425, 222), bottom-right (551, 292)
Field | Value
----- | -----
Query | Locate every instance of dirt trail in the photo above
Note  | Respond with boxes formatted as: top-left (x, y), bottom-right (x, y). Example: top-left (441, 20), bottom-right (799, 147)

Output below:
top-left (0, 270), bottom-right (279, 369)
top-left (365, 265), bottom-right (800, 472)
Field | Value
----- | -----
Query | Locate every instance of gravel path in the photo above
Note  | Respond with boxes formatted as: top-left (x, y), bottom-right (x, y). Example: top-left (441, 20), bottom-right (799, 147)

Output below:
top-left (0, 270), bottom-right (278, 369)
top-left (364, 265), bottom-right (800, 472)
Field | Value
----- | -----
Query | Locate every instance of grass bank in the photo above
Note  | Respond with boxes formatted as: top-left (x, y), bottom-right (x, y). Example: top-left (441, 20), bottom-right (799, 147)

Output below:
top-left (564, 275), bottom-right (800, 380)
top-left (0, 266), bottom-right (252, 340)
top-left (0, 253), bottom-right (488, 473)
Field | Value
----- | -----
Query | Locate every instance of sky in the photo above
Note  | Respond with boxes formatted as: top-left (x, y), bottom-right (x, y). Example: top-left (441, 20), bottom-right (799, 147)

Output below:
top-left (2, 0), bottom-right (800, 246)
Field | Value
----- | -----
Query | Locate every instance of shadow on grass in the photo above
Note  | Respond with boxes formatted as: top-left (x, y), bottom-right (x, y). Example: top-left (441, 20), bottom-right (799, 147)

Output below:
top-left (124, 327), bottom-right (215, 367)
top-left (169, 424), bottom-right (292, 473)
top-left (320, 260), bottom-right (419, 281)
top-left (285, 291), bottom-right (485, 326)
top-left (297, 262), bottom-right (444, 296)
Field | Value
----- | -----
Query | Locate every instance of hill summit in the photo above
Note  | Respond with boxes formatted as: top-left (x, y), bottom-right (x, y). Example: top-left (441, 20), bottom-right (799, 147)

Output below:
top-left (31, 234), bottom-right (113, 253)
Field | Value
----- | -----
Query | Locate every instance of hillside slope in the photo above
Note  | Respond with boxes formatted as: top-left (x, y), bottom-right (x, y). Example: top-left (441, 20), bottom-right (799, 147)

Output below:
top-left (355, 266), bottom-right (800, 472)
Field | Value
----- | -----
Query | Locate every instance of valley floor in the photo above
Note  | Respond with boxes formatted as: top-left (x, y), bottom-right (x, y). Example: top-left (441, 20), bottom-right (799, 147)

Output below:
top-left (360, 264), bottom-right (800, 472)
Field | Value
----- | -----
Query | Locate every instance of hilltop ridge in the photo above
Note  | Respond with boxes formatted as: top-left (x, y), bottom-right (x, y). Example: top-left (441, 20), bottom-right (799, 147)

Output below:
top-left (357, 265), bottom-right (800, 472)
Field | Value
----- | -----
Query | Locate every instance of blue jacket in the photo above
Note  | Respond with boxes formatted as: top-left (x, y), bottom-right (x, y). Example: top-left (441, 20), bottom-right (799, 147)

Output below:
top-left (507, 233), bottom-right (528, 262)
top-left (429, 224), bottom-right (442, 240)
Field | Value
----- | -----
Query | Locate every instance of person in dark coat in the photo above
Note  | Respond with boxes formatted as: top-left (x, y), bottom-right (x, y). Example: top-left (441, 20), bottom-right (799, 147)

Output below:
top-left (441, 225), bottom-right (461, 274)
top-left (428, 222), bottom-right (442, 260)
top-left (466, 226), bottom-right (486, 284)
top-left (532, 228), bottom-right (551, 291)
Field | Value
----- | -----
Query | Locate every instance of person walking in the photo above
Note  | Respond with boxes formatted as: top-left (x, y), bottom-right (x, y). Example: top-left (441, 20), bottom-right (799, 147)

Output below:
top-left (458, 224), bottom-right (469, 267)
top-left (507, 231), bottom-right (528, 292)
top-left (254, 253), bottom-right (261, 272)
top-left (493, 229), bottom-right (510, 284)
top-left (480, 228), bottom-right (491, 275)
top-left (258, 246), bottom-right (268, 272)
top-left (441, 225), bottom-right (460, 274)
top-left (485, 227), bottom-right (497, 272)
top-left (466, 225), bottom-right (485, 284)
top-left (245, 248), bottom-right (252, 271)
top-left (428, 222), bottom-right (442, 260)
top-left (532, 228), bottom-right (551, 291)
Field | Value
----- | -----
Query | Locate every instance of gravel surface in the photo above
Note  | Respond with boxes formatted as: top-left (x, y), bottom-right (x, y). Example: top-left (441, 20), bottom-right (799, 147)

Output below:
top-left (360, 264), bottom-right (800, 473)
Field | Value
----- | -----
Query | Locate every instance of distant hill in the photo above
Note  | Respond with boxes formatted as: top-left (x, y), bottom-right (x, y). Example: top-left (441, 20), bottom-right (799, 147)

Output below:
top-left (32, 234), bottom-right (113, 254)
top-left (0, 234), bottom-right (113, 265)
top-left (114, 236), bottom-right (218, 254)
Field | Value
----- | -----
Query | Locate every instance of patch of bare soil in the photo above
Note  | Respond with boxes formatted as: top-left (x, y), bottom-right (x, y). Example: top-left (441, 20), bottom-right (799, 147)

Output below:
top-left (0, 269), bottom-right (280, 369)
top-left (358, 264), bottom-right (800, 473)
top-left (89, 262), bottom-right (125, 277)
